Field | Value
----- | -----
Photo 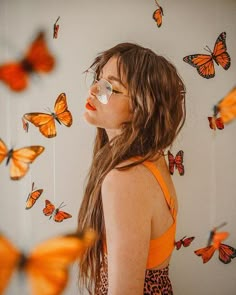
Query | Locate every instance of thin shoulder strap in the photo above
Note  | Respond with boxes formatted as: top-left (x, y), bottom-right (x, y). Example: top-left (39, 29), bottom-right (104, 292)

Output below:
top-left (141, 160), bottom-right (176, 219)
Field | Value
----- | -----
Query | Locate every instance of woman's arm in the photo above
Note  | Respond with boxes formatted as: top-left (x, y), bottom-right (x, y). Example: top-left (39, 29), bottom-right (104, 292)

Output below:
top-left (101, 165), bottom-right (153, 295)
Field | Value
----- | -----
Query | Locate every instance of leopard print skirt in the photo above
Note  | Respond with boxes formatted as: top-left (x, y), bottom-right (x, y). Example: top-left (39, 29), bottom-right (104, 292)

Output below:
top-left (95, 255), bottom-right (173, 295)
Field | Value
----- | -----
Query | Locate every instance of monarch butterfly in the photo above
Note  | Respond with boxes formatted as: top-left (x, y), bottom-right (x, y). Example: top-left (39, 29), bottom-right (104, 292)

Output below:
top-left (25, 182), bottom-right (43, 210)
top-left (194, 224), bottom-right (236, 264)
top-left (214, 86), bottom-right (236, 124)
top-left (175, 236), bottom-right (195, 250)
top-left (183, 32), bottom-right (231, 79)
top-left (153, 0), bottom-right (164, 28)
top-left (53, 16), bottom-right (60, 39)
top-left (167, 150), bottom-right (184, 176)
top-left (43, 200), bottom-right (72, 222)
top-left (0, 31), bottom-right (55, 91)
top-left (0, 230), bottom-right (96, 295)
top-left (0, 138), bottom-right (44, 180)
top-left (208, 116), bottom-right (224, 130)
top-left (23, 93), bottom-right (73, 138)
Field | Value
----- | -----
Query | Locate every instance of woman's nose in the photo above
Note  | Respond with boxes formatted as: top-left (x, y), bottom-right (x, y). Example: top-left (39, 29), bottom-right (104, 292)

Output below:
top-left (89, 82), bottom-right (100, 97)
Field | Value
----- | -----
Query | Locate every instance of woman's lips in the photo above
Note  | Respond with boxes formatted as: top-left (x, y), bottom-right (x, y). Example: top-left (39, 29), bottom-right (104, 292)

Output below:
top-left (85, 100), bottom-right (96, 111)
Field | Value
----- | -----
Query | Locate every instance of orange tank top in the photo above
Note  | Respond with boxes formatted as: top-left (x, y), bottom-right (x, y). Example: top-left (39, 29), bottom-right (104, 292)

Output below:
top-left (142, 160), bottom-right (177, 269)
top-left (103, 160), bottom-right (177, 269)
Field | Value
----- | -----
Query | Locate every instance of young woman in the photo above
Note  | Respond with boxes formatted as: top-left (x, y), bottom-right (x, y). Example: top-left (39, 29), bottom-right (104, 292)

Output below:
top-left (78, 42), bottom-right (186, 295)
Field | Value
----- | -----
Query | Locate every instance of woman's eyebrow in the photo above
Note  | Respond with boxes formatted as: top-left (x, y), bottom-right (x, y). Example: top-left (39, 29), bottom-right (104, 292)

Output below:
top-left (107, 75), bottom-right (126, 88)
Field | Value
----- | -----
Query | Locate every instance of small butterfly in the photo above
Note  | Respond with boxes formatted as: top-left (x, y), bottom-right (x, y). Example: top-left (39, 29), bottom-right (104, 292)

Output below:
top-left (194, 223), bottom-right (236, 264)
top-left (0, 138), bottom-right (44, 180)
top-left (0, 31), bottom-right (55, 91)
top-left (167, 150), bottom-right (184, 176)
top-left (22, 117), bottom-right (29, 132)
top-left (0, 230), bottom-right (97, 295)
top-left (214, 86), bottom-right (236, 124)
top-left (53, 16), bottom-right (60, 39)
top-left (208, 116), bottom-right (224, 130)
top-left (175, 236), bottom-right (195, 250)
top-left (153, 0), bottom-right (164, 28)
top-left (43, 200), bottom-right (72, 222)
top-left (183, 32), bottom-right (231, 79)
top-left (23, 93), bottom-right (73, 138)
top-left (25, 182), bottom-right (43, 210)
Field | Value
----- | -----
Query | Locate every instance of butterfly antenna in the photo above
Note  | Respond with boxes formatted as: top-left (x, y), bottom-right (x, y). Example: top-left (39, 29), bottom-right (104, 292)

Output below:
top-left (55, 16), bottom-right (60, 24)
top-left (154, 0), bottom-right (160, 8)
top-left (215, 222), bottom-right (227, 231)
top-left (58, 202), bottom-right (66, 209)
top-left (204, 45), bottom-right (212, 54)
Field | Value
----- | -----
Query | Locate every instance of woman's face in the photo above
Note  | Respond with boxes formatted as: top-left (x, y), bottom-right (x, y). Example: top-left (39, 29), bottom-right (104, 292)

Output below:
top-left (83, 56), bottom-right (133, 137)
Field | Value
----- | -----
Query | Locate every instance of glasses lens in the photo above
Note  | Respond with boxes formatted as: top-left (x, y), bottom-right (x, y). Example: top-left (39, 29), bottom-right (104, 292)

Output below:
top-left (96, 79), bottom-right (113, 104)
top-left (85, 69), bottom-right (96, 89)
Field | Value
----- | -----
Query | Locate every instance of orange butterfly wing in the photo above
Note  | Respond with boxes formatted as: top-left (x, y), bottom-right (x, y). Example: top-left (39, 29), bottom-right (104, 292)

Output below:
top-left (194, 245), bottom-right (216, 263)
top-left (54, 93), bottom-right (73, 127)
top-left (212, 32), bottom-right (231, 70)
top-left (216, 87), bottom-right (236, 124)
top-left (26, 188), bottom-right (44, 210)
top-left (153, 7), bottom-right (163, 27)
top-left (183, 54), bottom-right (215, 79)
top-left (54, 211), bottom-right (72, 223)
top-left (10, 146), bottom-right (45, 180)
top-left (0, 234), bottom-right (21, 294)
top-left (218, 243), bottom-right (236, 264)
top-left (0, 138), bottom-right (8, 164)
top-left (0, 31), bottom-right (55, 91)
top-left (208, 116), bottom-right (224, 130)
top-left (43, 200), bottom-right (55, 217)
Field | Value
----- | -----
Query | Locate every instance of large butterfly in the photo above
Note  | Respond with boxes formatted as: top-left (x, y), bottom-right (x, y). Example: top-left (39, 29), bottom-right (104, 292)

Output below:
top-left (153, 0), bottom-right (164, 28)
top-left (25, 182), bottom-right (43, 210)
top-left (23, 93), bottom-right (73, 138)
top-left (0, 31), bottom-right (55, 91)
top-left (175, 236), bottom-right (195, 250)
top-left (43, 200), bottom-right (72, 222)
top-left (0, 230), bottom-right (96, 295)
top-left (214, 86), bottom-right (236, 124)
top-left (167, 150), bottom-right (184, 176)
top-left (0, 138), bottom-right (44, 180)
top-left (208, 116), bottom-right (224, 130)
top-left (183, 32), bottom-right (231, 79)
top-left (194, 226), bottom-right (236, 264)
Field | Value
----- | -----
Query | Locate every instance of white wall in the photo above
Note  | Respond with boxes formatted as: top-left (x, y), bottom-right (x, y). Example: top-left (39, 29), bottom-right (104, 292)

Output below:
top-left (0, 0), bottom-right (235, 294)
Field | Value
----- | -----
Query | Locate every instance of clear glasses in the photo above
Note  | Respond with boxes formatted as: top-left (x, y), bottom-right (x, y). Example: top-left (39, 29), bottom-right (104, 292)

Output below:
top-left (85, 69), bottom-right (114, 104)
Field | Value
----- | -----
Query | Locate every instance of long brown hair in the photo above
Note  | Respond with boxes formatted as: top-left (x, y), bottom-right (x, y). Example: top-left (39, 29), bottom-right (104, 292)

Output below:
top-left (77, 42), bottom-right (186, 293)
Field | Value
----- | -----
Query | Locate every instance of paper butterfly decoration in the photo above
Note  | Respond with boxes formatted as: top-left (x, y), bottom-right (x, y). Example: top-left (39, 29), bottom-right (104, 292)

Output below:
top-left (207, 116), bottom-right (224, 130)
top-left (153, 0), bottom-right (164, 28)
top-left (0, 138), bottom-right (44, 180)
top-left (175, 236), bottom-right (195, 250)
top-left (214, 86), bottom-right (236, 124)
top-left (0, 230), bottom-right (97, 295)
top-left (167, 150), bottom-right (184, 176)
top-left (25, 182), bottom-right (43, 210)
top-left (53, 17), bottom-right (60, 39)
top-left (22, 117), bottom-right (29, 132)
top-left (194, 224), bottom-right (236, 264)
top-left (23, 93), bottom-right (73, 138)
top-left (43, 200), bottom-right (72, 222)
top-left (0, 31), bottom-right (55, 91)
top-left (183, 32), bottom-right (231, 79)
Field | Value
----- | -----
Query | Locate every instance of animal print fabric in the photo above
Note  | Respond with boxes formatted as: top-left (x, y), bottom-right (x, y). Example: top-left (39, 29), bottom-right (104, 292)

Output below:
top-left (95, 255), bottom-right (173, 295)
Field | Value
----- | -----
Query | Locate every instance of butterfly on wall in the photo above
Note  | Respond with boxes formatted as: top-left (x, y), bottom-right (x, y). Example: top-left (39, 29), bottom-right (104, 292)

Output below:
top-left (183, 32), bottom-right (231, 79)
top-left (153, 0), bottom-right (164, 28)
top-left (175, 236), bottom-right (195, 250)
top-left (0, 230), bottom-right (97, 295)
top-left (23, 93), bottom-right (73, 138)
top-left (53, 16), bottom-right (60, 39)
top-left (25, 182), bottom-right (43, 210)
top-left (43, 200), bottom-right (72, 222)
top-left (0, 31), bottom-right (55, 92)
top-left (0, 138), bottom-right (44, 180)
top-left (194, 223), bottom-right (236, 264)
top-left (167, 150), bottom-right (184, 176)
top-left (213, 86), bottom-right (236, 124)
top-left (207, 116), bottom-right (224, 130)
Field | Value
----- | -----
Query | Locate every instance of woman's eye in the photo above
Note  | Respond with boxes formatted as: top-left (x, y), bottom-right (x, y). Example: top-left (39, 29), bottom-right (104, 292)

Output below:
top-left (112, 89), bottom-right (121, 94)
